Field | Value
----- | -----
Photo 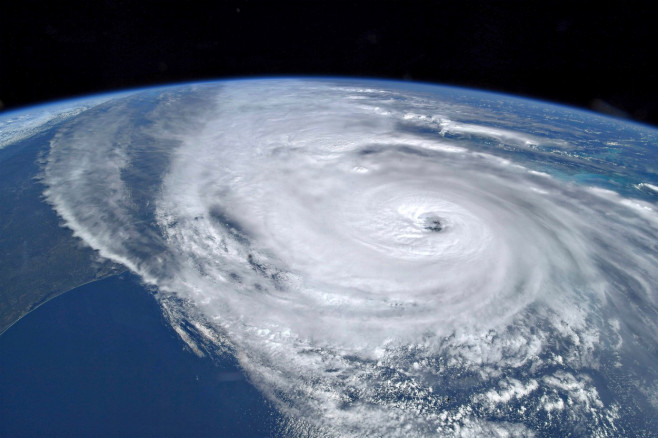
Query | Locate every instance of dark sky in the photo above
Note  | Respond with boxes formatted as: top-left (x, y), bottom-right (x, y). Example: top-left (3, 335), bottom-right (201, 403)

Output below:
top-left (2, 1), bottom-right (658, 127)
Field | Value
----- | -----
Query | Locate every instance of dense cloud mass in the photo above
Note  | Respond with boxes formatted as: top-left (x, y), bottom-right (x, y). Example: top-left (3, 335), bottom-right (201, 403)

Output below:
top-left (43, 80), bottom-right (658, 436)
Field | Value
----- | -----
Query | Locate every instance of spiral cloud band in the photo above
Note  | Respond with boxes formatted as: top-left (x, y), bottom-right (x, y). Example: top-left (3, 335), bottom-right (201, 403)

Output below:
top-left (43, 80), bottom-right (658, 436)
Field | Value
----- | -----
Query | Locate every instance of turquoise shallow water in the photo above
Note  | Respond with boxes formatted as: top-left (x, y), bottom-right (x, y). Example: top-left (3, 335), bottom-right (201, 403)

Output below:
top-left (0, 273), bottom-right (280, 437)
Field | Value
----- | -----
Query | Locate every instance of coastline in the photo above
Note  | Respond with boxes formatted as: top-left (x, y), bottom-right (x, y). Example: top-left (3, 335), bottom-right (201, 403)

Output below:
top-left (0, 267), bottom-right (126, 336)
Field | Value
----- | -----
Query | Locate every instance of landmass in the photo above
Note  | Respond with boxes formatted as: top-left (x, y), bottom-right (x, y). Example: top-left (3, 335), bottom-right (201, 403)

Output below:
top-left (0, 128), bottom-right (124, 334)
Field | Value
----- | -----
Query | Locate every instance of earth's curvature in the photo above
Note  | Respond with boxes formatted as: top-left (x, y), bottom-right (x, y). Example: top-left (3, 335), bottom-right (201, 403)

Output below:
top-left (2, 78), bottom-right (658, 436)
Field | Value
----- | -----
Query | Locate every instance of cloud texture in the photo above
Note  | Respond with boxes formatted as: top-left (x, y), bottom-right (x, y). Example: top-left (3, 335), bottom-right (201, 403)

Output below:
top-left (43, 80), bottom-right (658, 436)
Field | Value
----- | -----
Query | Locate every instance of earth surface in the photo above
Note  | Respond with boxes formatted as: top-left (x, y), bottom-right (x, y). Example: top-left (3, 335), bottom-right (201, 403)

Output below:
top-left (1, 78), bottom-right (657, 437)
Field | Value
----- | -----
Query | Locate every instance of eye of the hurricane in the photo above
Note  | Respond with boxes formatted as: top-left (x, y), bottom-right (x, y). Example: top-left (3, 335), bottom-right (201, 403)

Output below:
top-left (421, 214), bottom-right (445, 232)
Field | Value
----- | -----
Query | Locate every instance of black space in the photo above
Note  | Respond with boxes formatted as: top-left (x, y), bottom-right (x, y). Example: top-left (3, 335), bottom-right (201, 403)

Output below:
top-left (2, 1), bottom-right (658, 127)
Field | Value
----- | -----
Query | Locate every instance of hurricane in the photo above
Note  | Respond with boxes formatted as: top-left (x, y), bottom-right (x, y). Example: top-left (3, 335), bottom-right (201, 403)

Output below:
top-left (42, 79), bottom-right (658, 436)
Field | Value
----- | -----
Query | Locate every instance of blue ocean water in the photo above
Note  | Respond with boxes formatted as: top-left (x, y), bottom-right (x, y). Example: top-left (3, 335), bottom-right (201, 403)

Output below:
top-left (0, 274), bottom-right (280, 437)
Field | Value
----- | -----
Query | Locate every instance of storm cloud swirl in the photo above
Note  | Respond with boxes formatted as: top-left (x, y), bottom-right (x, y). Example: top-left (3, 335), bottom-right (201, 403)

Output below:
top-left (43, 80), bottom-right (658, 436)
